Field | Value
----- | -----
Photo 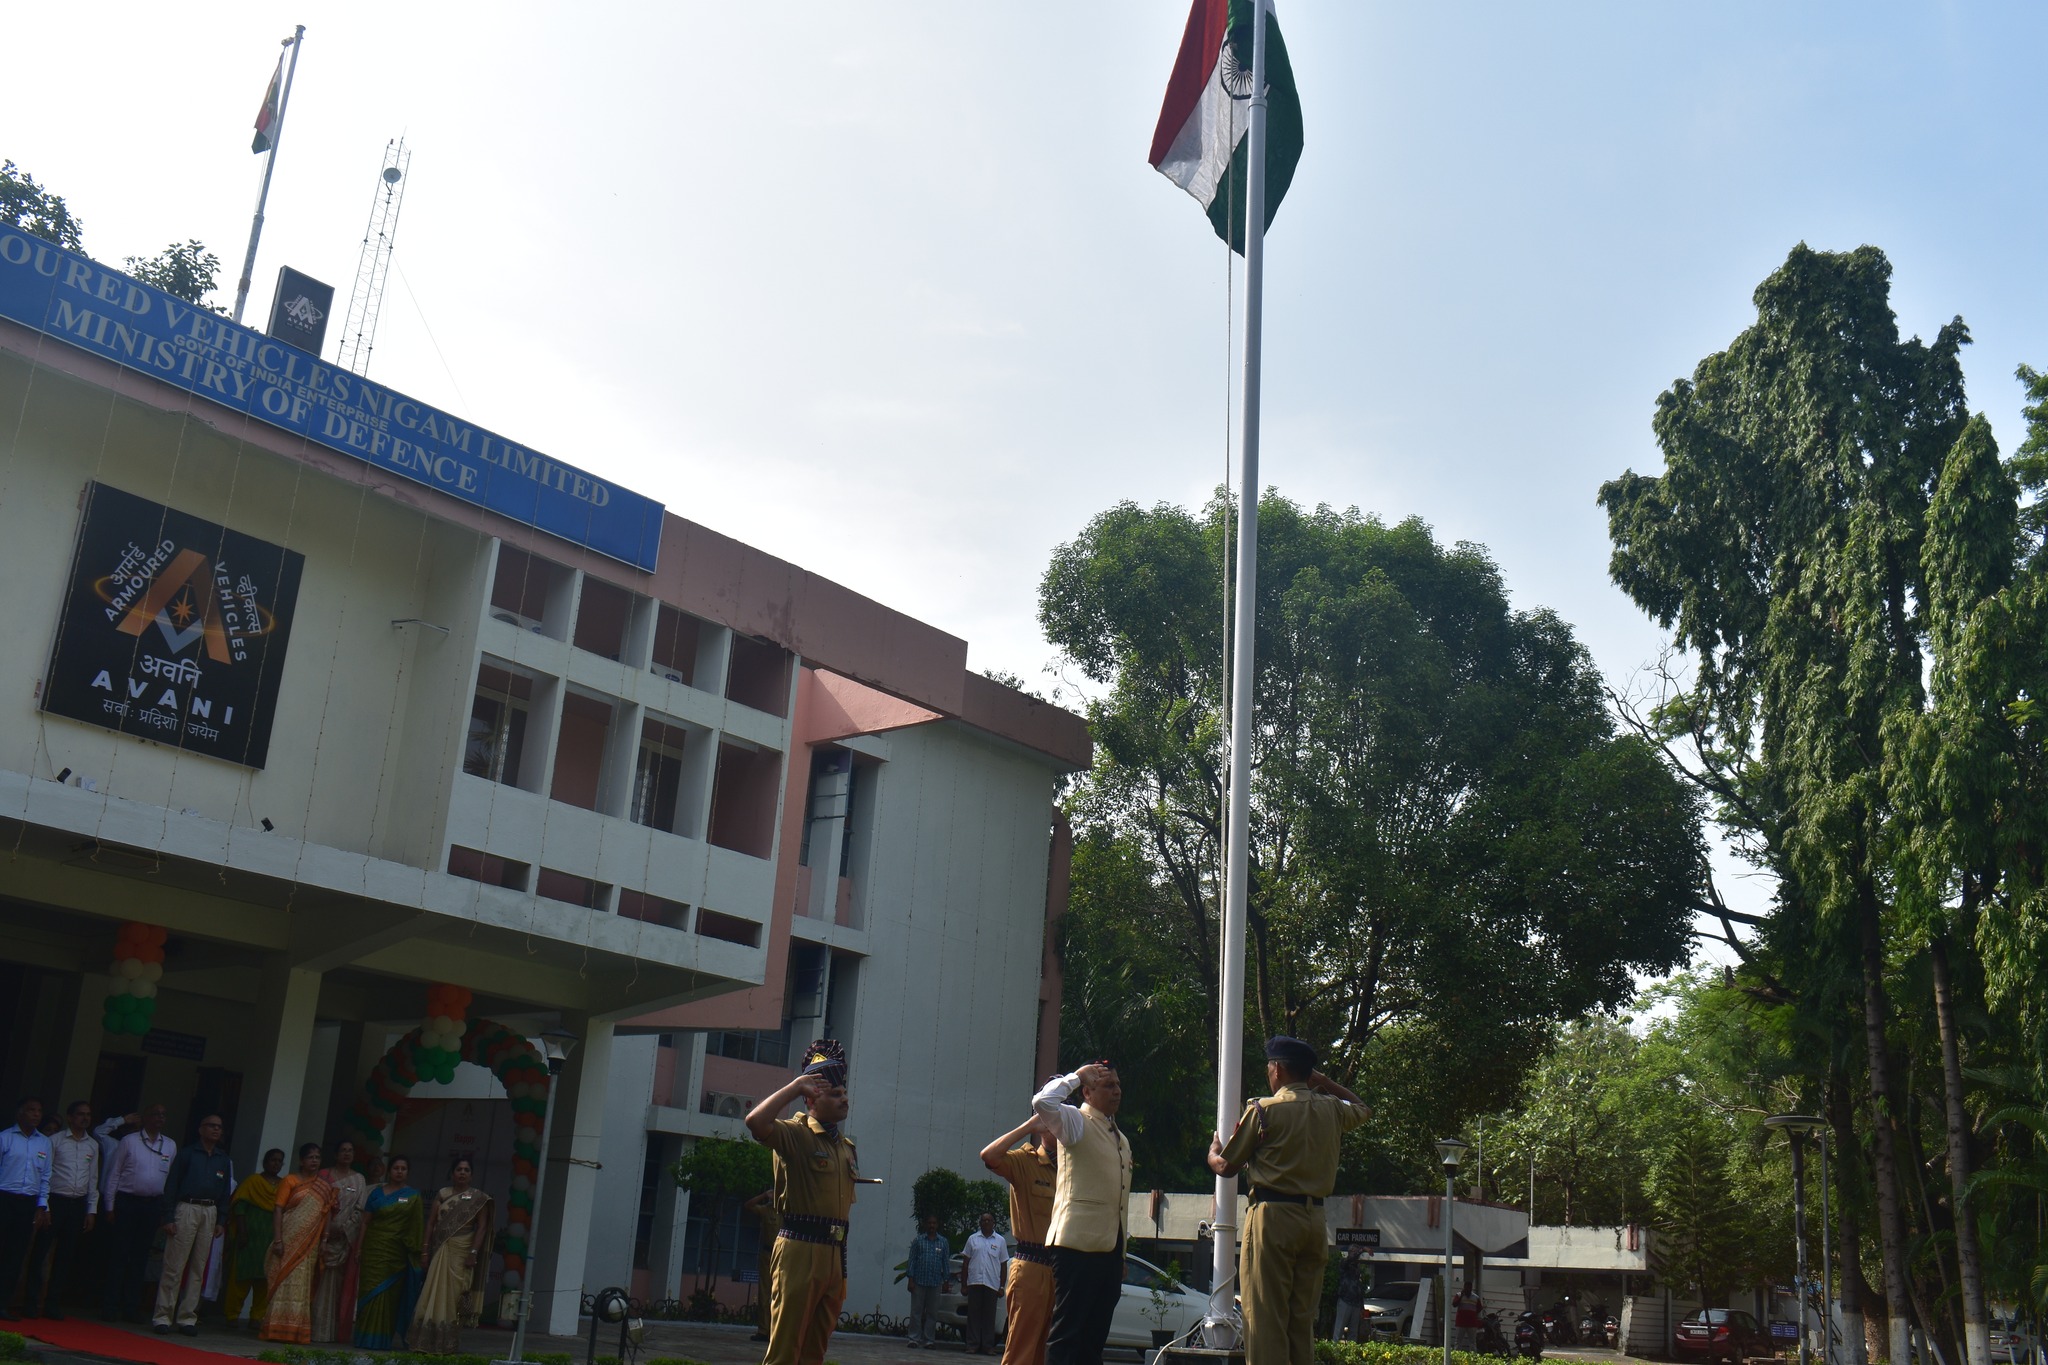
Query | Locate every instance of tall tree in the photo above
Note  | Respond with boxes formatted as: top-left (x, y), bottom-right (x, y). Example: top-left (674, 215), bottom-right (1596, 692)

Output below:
top-left (1602, 244), bottom-right (1972, 1365)
top-left (124, 240), bottom-right (223, 310)
top-left (1044, 494), bottom-right (1703, 1185)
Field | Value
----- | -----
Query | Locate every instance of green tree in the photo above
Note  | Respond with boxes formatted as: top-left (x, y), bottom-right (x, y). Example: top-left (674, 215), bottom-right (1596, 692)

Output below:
top-left (0, 160), bottom-right (84, 250)
top-left (125, 239), bottom-right (222, 311)
top-left (911, 1166), bottom-right (1008, 1241)
top-left (1648, 1120), bottom-right (1746, 1307)
top-left (1489, 1017), bottom-right (1647, 1226)
top-left (670, 1137), bottom-right (773, 1292)
top-left (1042, 494), bottom-right (1704, 1189)
top-left (1601, 244), bottom-right (1973, 1365)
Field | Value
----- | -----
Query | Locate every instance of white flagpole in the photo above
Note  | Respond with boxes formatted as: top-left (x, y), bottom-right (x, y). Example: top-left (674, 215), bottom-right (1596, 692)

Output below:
top-left (1208, 0), bottom-right (1269, 1346)
top-left (233, 25), bottom-right (306, 325)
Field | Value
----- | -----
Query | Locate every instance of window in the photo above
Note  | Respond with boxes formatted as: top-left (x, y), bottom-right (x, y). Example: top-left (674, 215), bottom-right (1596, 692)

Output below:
top-left (696, 908), bottom-right (762, 948)
top-left (708, 741), bottom-right (780, 860)
top-left (465, 664), bottom-right (532, 786)
top-left (550, 691), bottom-right (614, 811)
top-left (490, 546), bottom-right (570, 637)
top-left (649, 605), bottom-right (701, 686)
top-left (706, 1027), bottom-right (790, 1067)
top-left (573, 578), bottom-right (633, 661)
top-left (617, 890), bottom-right (690, 930)
top-left (632, 1137), bottom-right (666, 1272)
top-left (725, 635), bottom-right (792, 717)
top-left (536, 867), bottom-right (609, 909)
top-left (632, 719), bottom-right (689, 833)
top-left (447, 845), bottom-right (529, 891)
top-left (679, 1193), bottom-right (757, 1278)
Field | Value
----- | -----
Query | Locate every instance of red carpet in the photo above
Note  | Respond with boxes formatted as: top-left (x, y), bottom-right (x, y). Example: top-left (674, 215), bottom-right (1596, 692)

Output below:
top-left (13, 1317), bottom-right (256, 1365)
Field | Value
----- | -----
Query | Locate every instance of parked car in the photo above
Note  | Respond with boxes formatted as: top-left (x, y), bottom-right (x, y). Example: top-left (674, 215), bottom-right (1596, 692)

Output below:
top-left (1356, 1281), bottom-right (1424, 1339)
top-left (1989, 1320), bottom-right (2038, 1365)
top-left (935, 1251), bottom-right (1208, 1349)
top-left (1674, 1308), bottom-right (1775, 1364)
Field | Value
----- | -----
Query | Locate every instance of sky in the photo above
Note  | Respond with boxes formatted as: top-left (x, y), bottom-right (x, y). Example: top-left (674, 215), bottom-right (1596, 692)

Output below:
top-left (8, 3), bottom-right (2048, 942)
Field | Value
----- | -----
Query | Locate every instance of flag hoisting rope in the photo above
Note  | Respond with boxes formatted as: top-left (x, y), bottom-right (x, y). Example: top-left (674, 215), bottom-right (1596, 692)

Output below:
top-left (233, 25), bottom-right (306, 324)
top-left (1149, 0), bottom-right (1302, 1346)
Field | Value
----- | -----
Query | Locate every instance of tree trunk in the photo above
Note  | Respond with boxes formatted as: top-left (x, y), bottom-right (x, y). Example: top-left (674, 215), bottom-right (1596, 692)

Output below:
top-left (1828, 1074), bottom-right (1877, 1365)
top-left (1857, 884), bottom-right (1915, 1365)
top-left (1929, 937), bottom-right (1989, 1365)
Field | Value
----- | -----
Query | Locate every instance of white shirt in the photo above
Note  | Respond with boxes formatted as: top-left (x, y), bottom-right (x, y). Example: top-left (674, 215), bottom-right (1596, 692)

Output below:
top-left (49, 1129), bottom-right (100, 1200)
top-left (963, 1230), bottom-right (1009, 1290)
top-left (102, 1128), bottom-right (177, 1212)
top-left (1031, 1072), bottom-right (1091, 1145)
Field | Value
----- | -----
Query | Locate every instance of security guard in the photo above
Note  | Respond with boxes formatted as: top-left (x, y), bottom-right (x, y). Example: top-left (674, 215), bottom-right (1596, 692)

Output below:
top-left (745, 1040), bottom-right (858, 1365)
top-left (1208, 1037), bottom-right (1371, 1365)
top-left (981, 1118), bottom-right (1059, 1365)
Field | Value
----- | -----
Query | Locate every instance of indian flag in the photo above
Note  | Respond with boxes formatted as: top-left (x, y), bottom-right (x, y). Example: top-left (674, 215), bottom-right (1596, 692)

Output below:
top-left (1148, 0), bottom-right (1304, 253)
top-left (252, 54), bottom-right (284, 153)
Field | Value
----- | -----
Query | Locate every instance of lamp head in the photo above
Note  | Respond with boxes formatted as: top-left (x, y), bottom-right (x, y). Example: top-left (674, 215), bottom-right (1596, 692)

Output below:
top-left (1763, 1114), bottom-right (1824, 1134)
top-left (541, 1027), bottom-right (579, 1068)
top-left (1435, 1137), bottom-right (1470, 1172)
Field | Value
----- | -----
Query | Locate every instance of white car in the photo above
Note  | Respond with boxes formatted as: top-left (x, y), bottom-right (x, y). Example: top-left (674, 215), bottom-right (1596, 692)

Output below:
top-left (1355, 1280), bottom-right (1423, 1339)
top-left (937, 1251), bottom-right (1210, 1350)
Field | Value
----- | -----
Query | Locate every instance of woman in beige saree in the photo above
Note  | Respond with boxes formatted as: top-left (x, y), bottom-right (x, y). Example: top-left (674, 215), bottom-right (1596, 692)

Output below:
top-left (260, 1145), bottom-right (338, 1344)
top-left (310, 1140), bottom-right (368, 1342)
top-left (412, 1158), bottom-right (494, 1355)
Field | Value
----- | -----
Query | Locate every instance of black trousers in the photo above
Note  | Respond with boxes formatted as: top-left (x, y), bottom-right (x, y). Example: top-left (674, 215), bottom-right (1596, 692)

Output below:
top-left (28, 1194), bottom-right (91, 1311)
top-left (966, 1284), bottom-right (1001, 1351)
top-left (102, 1192), bottom-right (159, 1319)
top-left (1047, 1246), bottom-right (1123, 1365)
top-left (0, 1191), bottom-right (36, 1314)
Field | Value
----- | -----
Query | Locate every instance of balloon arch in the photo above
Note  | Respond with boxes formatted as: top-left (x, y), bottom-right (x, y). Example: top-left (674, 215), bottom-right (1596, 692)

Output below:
top-left (341, 1014), bottom-right (552, 1295)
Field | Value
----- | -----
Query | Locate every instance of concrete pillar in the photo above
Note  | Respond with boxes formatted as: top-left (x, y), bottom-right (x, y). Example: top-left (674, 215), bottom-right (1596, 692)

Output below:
top-left (538, 1016), bottom-right (617, 1336)
top-left (234, 959), bottom-right (322, 1176)
top-left (650, 1143), bottom-right (689, 1301)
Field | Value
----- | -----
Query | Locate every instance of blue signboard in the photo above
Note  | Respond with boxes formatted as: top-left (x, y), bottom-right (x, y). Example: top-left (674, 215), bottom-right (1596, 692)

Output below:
top-left (0, 231), bottom-right (664, 571)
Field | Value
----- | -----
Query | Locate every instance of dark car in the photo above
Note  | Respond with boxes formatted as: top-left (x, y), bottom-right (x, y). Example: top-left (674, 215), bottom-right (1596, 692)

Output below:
top-left (1675, 1308), bottom-right (1776, 1364)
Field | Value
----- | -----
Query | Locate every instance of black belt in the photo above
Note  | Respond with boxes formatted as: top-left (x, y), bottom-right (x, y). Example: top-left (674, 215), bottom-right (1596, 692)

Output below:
top-left (1013, 1241), bottom-right (1054, 1267)
top-left (1248, 1189), bottom-right (1324, 1206)
top-left (778, 1214), bottom-right (849, 1277)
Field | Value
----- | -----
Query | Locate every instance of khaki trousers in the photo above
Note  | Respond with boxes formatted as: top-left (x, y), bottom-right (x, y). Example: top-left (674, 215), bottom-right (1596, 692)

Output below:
top-left (1001, 1258), bottom-right (1054, 1365)
top-left (153, 1202), bottom-right (217, 1327)
top-left (1240, 1202), bottom-right (1326, 1365)
top-left (763, 1237), bottom-right (845, 1365)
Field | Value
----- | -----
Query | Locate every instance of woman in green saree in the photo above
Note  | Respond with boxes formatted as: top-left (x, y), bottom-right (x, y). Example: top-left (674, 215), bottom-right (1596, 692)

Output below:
top-left (353, 1155), bottom-right (425, 1349)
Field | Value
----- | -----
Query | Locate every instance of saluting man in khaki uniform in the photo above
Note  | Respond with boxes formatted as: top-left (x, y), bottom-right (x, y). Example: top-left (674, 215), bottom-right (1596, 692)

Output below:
top-left (1208, 1037), bottom-right (1371, 1365)
top-left (981, 1118), bottom-right (1059, 1365)
top-left (745, 1039), bottom-right (859, 1365)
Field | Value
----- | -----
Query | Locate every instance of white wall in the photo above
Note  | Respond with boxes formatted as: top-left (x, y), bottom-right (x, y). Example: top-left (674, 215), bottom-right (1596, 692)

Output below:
top-left (586, 1035), bottom-right (661, 1293)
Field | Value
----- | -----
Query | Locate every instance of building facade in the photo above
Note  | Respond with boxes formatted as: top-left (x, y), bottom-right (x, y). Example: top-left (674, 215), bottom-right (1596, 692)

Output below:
top-left (0, 231), bottom-right (1086, 1333)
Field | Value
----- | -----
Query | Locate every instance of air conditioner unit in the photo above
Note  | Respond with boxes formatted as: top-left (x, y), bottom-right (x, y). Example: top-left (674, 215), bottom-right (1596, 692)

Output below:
top-left (491, 608), bottom-right (544, 632)
top-left (707, 1091), bottom-right (755, 1120)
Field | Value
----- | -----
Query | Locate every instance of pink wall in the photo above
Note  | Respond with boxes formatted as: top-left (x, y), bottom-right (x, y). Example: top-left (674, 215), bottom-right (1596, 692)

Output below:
top-left (700, 1054), bottom-right (796, 1114)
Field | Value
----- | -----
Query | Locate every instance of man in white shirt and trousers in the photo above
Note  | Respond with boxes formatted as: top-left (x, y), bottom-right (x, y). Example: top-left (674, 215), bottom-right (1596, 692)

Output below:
top-left (963, 1212), bottom-right (1010, 1355)
top-left (1031, 1064), bottom-right (1131, 1365)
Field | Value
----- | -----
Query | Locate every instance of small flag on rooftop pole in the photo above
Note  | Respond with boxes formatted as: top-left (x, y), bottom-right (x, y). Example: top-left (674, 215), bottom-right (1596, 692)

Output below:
top-left (1148, 0), bottom-right (1303, 253)
top-left (251, 53), bottom-right (284, 153)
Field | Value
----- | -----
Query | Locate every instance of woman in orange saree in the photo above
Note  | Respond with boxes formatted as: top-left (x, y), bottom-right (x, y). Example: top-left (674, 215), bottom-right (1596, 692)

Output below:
top-left (259, 1145), bottom-right (339, 1345)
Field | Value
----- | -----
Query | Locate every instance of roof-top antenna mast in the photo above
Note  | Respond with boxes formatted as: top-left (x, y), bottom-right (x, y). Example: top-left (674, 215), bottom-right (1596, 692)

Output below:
top-left (336, 137), bottom-right (410, 375)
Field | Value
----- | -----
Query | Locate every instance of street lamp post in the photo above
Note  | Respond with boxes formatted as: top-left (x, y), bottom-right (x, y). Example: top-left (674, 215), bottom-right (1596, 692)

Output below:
top-left (502, 1027), bottom-right (580, 1365)
top-left (1437, 1138), bottom-right (1470, 1365)
top-left (1766, 1115), bottom-right (1826, 1365)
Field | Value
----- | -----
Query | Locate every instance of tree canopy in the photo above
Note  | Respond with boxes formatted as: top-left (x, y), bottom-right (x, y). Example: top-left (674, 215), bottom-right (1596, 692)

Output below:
top-left (1041, 495), bottom-right (1704, 1186)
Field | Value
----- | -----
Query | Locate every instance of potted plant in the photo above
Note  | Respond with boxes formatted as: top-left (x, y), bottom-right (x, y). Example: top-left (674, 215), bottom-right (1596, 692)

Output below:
top-left (1145, 1260), bottom-right (1184, 1350)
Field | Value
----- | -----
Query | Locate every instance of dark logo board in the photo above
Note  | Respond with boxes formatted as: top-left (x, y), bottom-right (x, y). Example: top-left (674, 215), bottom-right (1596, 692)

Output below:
top-left (1334, 1227), bottom-right (1381, 1249)
top-left (43, 483), bottom-right (304, 769)
top-left (266, 265), bottom-right (334, 357)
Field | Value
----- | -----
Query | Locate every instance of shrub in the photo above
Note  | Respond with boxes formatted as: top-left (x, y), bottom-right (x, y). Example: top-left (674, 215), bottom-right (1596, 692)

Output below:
top-left (1315, 1340), bottom-right (1518, 1365)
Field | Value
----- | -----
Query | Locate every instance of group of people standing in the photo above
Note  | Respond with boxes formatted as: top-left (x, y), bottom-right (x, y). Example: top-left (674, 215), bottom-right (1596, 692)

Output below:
top-left (0, 1097), bottom-right (496, 1354)
top-left (741, 1034), bottom-right (1368, 1365)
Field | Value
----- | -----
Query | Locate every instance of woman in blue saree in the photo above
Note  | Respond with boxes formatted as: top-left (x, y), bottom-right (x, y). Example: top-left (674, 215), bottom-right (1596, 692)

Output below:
top-left (353, 1155), bottom-right (425, 1349)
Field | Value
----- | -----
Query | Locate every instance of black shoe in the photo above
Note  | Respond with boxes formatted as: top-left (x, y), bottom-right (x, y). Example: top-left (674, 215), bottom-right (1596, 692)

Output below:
top-left (154, 1323), bottom-right (172, 1334)
top-left (180, 1325), bottom-right (200, 1337)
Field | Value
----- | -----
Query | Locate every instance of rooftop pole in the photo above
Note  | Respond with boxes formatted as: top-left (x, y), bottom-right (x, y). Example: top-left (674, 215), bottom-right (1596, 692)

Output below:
top-left (1208, 0), bottom-right (1269, 1346)
top-left (233, 25), bottom-right (305, 324)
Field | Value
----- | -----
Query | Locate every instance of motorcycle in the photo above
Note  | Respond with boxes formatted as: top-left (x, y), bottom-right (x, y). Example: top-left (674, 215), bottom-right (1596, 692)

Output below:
top-left (1580, 1311), bottom-right (1601, 1346)
top-left (1516, 1310), bottom-right (1548, 1361)
top-left (1479, 1310), bottom-right (1511, 1356)
top-left (1544, 1302), bottom-right (1579, 1347)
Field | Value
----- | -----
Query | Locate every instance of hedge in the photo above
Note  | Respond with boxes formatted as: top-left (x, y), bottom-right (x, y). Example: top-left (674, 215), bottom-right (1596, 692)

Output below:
top-left (0, 1332), bottom-right (29, 1362)
top-left (1315, 1339), bottom-right (1519, 1365)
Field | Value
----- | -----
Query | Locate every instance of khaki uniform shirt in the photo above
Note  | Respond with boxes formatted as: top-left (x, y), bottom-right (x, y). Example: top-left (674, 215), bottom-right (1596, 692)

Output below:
top-left (761, 1113), bottom-right (857, 1219)
top-left (996, 1145), bottom-right (1056, 1244)
top-left (1218, 1083), bottom-right (1369, 1197)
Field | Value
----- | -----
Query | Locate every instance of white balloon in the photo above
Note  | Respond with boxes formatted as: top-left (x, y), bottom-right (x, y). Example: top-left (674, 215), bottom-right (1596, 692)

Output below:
top-left (141, 962), bottom-right (163, 983)
top-left (430, 1015), bottom-right (457, 1037)
top-left (439, 1036), bottom-right (461, 1054)
top-left (129, 979), bottom-right (156, 999)
top-left (510, 1175), bottom-right (532, 1193)
top-left (118, 958), bottom-right (145, 980)
top-left (501, 1271), bottom-right (522, 1290)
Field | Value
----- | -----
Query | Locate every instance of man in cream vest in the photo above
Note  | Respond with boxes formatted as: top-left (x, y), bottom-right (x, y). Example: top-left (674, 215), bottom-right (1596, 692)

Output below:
top-left (1031, 1063), bottom-right (1132, 1365)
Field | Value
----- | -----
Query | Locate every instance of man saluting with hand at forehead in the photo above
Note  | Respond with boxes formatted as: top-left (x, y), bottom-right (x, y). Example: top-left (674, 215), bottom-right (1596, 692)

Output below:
top-left (1209, 1037), bottom-right (1371, 1365)
top-left (746, 1040), bottom-right (858, 1365)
